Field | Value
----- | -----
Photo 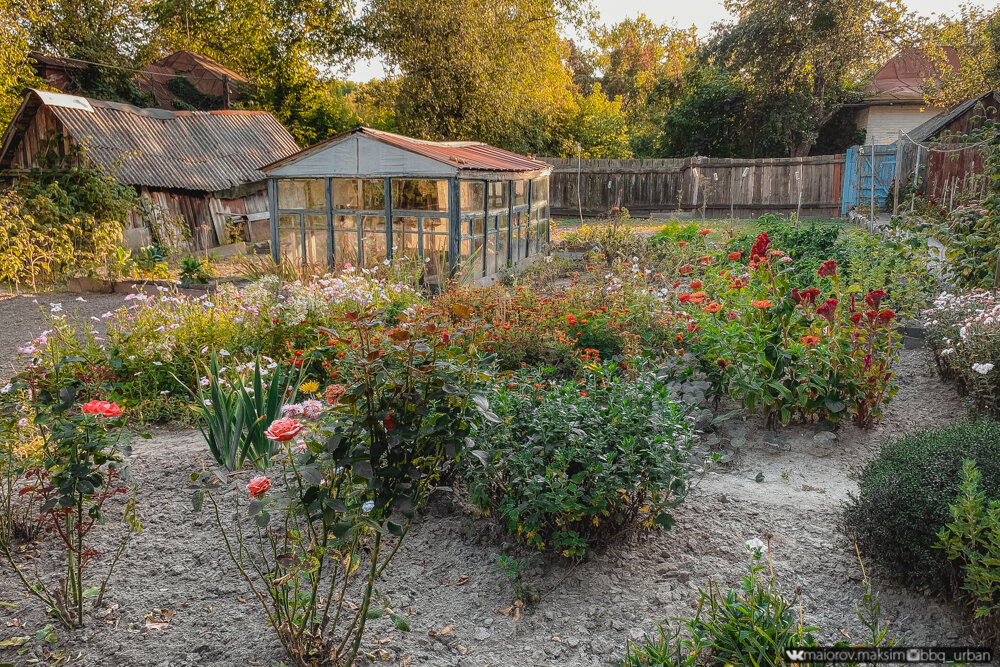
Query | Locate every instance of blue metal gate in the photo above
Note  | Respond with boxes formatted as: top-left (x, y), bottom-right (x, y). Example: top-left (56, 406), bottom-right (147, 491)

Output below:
top-left (841, 144), bottom-right (898, 215)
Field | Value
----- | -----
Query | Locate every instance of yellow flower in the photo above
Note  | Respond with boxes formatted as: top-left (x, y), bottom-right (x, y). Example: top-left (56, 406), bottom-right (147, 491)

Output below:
top-left (299, 380), bottom-right (319, 393)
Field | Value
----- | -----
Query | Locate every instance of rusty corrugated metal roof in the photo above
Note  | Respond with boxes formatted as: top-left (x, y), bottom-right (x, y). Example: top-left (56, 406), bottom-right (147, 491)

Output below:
top-left (262, 126), bottom-right (552, 174)
top-left (864, 47), bottom-right (960, 100)
top-left (2, 89), bottom-right (300, 192)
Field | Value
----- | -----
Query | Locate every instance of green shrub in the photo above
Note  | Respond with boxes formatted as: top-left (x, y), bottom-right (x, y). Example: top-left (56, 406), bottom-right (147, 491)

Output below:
top-left (466, 361), bottom-right (692, 557)
top-left (843, 421), bottom-right (1000, 594)
top-left (648, 221), bottom-right (701, 246)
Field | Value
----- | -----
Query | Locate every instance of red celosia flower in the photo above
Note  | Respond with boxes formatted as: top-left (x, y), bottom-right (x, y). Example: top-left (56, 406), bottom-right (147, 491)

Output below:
top-left (752, 300), bottom-right (772, 309)
top-left (247, 476), bottom-right (271, 499)
top-left (801, 288), bottom-right (820, 305)
top-left (849, 312), bottom-right (863, 325)
top-left (384, 410), bottom-right (396, 430)
top-left (791, 288), bottom-right (801, 304)
top-left (728, 251), bottom-right (742, 261)
top-left (680, 264), bottom-right (693, 274)
top-left (818, 260), bottom-right (838, 277)
top-left (878, 309), bottom-right (896, 324)
top-left (816, 298), bottom-right (838, 322)
top-left (866, 290), bottom-right (887, 309)
top-left (801, 335), bottom-right (820, 348)
top-left (750, 232), bottom-right (770, 261)
top-left (265, 417), bottom-right (304, 442)
top-left (81, 400), bottom-right (122, 418)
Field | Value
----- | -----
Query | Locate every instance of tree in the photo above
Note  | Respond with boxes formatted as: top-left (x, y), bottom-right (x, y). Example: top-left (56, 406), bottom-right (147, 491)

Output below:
top-left (362, 0), bottom-right (587, 153)
top-left (590, 15), bottom-right (698, 114)
top-left (710, 0), bottom-right (907, 156)
top-left (919, 3), bottom-right (1000, 108)
top-left (0, 0), bottom-right (43, 128)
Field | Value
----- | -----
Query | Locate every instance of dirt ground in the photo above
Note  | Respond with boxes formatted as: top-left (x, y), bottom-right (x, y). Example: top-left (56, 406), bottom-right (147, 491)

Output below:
top-left (0, 307), bottom-right (975, 666)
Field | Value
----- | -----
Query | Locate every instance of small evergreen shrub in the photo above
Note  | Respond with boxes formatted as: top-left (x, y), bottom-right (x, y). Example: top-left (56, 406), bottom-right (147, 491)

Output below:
top-left (843, 420), bottom-right (1000, 594)
top-left (466, 361), bottom-right (692, 557)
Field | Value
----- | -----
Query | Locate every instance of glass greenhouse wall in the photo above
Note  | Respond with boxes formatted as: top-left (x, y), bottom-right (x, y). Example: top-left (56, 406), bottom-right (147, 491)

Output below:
top-left (262, 128), bottom-right (551, 285)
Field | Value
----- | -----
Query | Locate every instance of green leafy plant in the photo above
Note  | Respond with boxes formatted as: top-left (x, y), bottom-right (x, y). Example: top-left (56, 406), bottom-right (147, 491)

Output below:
top-left (937, 459), bottom-right (1000, 637)
top-left (466, 360), bottom-right (692, 557)
top-left (179, 255), bottom-right (212, 287)
top-left (844, 420), bottom-right (1000, 595)
top-left (192, 305), bottom-right (494, 666)
top-left (621, 545), bottom-right (896, 667)
top-left (1, 368), bottom-right (142, 629)
top-left (492, 553), bottom-right (540, 605)
top-left (185, 353), bottom-right (301, 471)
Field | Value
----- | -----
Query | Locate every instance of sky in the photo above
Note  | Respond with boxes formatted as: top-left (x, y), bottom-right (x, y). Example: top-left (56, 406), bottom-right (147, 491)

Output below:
top-left (344, 0), bottom-right (975, 82)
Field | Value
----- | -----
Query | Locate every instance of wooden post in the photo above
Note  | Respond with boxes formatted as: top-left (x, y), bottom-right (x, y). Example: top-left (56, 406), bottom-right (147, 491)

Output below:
top-left (892, 133), bottom-right (902, 216)
top-left (576, 143), bottom-right (583, 224)
top-left (911, 145), bottom-right (921, 213)
top-left (869, 139), bottom-right (876, 224)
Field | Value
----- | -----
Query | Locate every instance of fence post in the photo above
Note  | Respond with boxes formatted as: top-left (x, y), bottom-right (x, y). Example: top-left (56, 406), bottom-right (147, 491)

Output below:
top-left (892, 132), bottom-right (902, 217)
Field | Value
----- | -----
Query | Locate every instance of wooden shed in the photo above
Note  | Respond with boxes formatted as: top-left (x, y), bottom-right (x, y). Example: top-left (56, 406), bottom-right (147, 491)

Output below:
top-left (0, 88), bottom-right (301, 249)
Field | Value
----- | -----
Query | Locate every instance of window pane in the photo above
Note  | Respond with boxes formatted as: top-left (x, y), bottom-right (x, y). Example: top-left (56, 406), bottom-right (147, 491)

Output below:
top-left (362, 180), bottom-right (385, 209)
top-left (486, 231), bottom-right (498, 277)
top-left (333, 179), bottom-right (360, 210)
top-left (362, 216), bottom-right (387, 267)
top-left (279, 181), bottom-right (306, 209)
top-left (334, 214), bottom-right (356, 229)
top-left (513, 180), bottom-right (529, 207)
top-left (531, 176), bottom-right (549, 205)
top-left (460, 181), bottom-right (485, 213)
top-left (304, 229), bottom-right (328, 265)
top-left (423, 216), bottom-right (449, 234)
top-left (334, 228), bottom-right (358, 267)
top-left (278, 228), bottom-right (302, 266)
top-left (392, 216), bottom-right (419, 258)
top-left (497, 212), bottom-right (509, 230)
top-left (278, 213), bottom-right (299, 229)
top-left (497, 222), bottom-right (509, 266)
top-left (392, 180), bottom-right (448, 212)
top-left (305, 214), bottom-right (326, 229)
top-left (460, 238), bottom-right (472, 264)
top-left (488, 181), bottom-right (508, 210)
top-left (473, 217), bottom-right (484, 236)
top-left (423, 233), bottom-right (449, 284)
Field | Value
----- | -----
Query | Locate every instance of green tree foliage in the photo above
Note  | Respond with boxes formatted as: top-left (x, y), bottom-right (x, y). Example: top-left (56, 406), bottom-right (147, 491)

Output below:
top-left (0, 1), bottom-right (43, 128)
top-left (919, 3), bottom-right (1000, 108)
top-left (706, 0), bottom-right (906, 156)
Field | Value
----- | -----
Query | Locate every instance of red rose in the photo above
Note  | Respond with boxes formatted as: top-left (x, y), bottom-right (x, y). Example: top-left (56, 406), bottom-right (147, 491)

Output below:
top-left (384, 411), bottom-right (396, 430)
top-left (265, 417), bottom-right (304, 442)
top-left (246, 476), bottom-right (271, 499)
top-left (81, 400), bottom-right (122, 418)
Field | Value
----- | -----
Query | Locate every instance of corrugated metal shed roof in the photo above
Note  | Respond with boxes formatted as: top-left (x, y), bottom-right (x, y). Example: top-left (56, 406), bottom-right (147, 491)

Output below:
top-left (908, 90), bottom-right (1000, 142)
top-left (263, 126), bottom-right (552, 175)
top-left (0, 89), bottom-right (301, 192)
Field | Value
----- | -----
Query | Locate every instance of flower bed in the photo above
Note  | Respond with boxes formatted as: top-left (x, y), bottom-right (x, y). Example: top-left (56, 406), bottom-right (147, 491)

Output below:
top-left (923, 289), bottom-right (1000, 417)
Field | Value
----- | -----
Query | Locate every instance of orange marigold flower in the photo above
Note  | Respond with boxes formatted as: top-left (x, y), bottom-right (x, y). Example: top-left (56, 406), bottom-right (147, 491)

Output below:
top-left (689, 280), bottom-right (702, 289)
top-left (751, 300), bottom-right (772, 309)
top-left (801, 335), bottom-right (820, 348)
top-left (705, 302), bottom-right (722, 314)
top-left (728, 251), bottom-right (742, 261)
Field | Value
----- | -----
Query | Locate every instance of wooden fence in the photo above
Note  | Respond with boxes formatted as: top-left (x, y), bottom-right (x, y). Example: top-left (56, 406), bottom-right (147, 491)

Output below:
top-left (541, 154), bottom-right (846, 219)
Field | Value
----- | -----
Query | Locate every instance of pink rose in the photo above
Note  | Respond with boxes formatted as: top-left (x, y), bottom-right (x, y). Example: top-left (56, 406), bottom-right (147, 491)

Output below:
top-left (265, 417), bottom-right (303, 442)
top-left (247, 476), bottom-right (271, 499)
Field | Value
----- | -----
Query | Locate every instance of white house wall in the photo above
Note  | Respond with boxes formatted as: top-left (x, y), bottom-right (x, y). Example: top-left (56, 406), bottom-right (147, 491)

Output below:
top-left (863, 105), bottom-right (946, 144)
top-left (265, 134), bottom-right (458, 178)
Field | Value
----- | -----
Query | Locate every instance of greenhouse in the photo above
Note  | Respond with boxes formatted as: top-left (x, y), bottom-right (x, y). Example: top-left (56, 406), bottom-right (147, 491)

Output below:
top-left (261, 127), bottom-right (552, 284)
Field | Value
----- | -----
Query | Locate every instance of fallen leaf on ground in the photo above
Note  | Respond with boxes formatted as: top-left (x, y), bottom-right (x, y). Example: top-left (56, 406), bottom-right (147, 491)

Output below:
top-left (457, 645), bottom-right (468, 655)
top-left (551, 636), bottom-right (561, 643)
top-left (6, 618), bottom-right (20, 627)
top-left (0, 636), bottom-right (29, 647)
top-left (400, 655), bottom-right (412, 667)
top-left (144, 608), bottom-right (176, 631)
